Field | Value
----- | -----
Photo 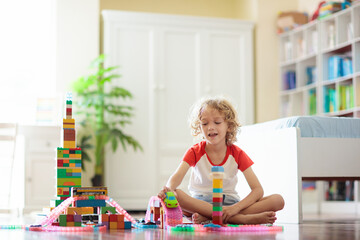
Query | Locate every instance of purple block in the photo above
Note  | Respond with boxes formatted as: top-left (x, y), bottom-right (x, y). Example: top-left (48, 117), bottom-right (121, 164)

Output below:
top-left (74, 215), bottom-right (82, 222)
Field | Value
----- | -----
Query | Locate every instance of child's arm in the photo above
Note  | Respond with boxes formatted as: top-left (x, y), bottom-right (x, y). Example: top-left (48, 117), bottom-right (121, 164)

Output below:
top-left (158, 161), bottom-right (190, 199)
top-left (222, 167), bottom-right (264, 222)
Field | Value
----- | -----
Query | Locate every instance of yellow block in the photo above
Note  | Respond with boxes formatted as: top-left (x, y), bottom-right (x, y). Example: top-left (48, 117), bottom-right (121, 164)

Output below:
top-left (63, 124), bottom-right (75, 129)
top-left (69, 163), bottom-right (76, 167)
top-left (64, 141), bottom-right (76, 148)
top-left (73, 168), bottom-right (81, 173)
top-left (63, 119), bottom-right (75, 124)
top-left (67, 222), bottom-right (75, 227)
top-left (213, 179), bottom-right (223, 188)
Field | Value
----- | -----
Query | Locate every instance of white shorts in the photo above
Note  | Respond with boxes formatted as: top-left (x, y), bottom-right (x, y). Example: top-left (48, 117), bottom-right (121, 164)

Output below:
top-left (193, 193), bottom-right (240, 206)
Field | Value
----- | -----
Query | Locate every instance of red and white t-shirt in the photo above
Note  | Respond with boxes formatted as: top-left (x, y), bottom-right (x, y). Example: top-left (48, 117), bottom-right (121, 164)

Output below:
top-left (183, 141), bottom-right (254, 198)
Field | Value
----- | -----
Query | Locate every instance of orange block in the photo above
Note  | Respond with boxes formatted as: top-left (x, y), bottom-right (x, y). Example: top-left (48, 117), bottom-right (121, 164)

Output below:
top-left (117, 221), bottom-right (124, 229)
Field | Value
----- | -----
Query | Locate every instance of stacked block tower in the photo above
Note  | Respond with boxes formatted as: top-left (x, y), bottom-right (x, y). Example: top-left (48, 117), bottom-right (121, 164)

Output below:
top-left (211, 166), bottom-right (224, 225)
top-left (55, 93), bottom-right (82, 204)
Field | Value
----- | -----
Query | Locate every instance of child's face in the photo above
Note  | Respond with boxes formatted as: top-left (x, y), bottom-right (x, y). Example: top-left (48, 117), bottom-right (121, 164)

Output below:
top-left (199, 107), bottom-right (228, 146)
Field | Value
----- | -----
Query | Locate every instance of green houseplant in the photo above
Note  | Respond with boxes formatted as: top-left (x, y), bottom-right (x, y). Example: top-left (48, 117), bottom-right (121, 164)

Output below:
top-left (72, 54), bottom-right (142, 186)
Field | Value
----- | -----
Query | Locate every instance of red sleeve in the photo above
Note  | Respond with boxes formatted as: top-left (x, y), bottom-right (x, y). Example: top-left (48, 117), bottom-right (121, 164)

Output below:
top-left (237, 150), bottom-right (254, 172)
top-left (231, 145), bottom-right (254, 172)
top-left (182, 147), bottom-right (196, 167)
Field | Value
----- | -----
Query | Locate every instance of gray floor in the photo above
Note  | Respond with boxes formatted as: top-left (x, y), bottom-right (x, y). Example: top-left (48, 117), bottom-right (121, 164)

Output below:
top-left (0, 213), bottom-right (359, 240)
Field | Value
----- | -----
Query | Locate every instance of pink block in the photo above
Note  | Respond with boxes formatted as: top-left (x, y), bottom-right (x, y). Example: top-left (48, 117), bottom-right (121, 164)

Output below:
top-left (212, 211), bottom-right (222, 216)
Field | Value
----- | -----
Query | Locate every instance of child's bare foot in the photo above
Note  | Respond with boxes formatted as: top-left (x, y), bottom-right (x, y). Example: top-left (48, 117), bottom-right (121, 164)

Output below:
top-left (241, 211), bottom-right (277, 224)
top-left (191, 213), bottom-right (210, 224)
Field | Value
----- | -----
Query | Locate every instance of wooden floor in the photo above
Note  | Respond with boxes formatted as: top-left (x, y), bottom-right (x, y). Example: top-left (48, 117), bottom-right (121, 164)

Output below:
top-left (0, 213), bottom-right (359, 240)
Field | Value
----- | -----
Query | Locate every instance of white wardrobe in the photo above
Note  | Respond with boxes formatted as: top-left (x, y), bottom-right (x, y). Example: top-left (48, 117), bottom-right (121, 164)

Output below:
top-left (102, 10), bottom-right (254, 210)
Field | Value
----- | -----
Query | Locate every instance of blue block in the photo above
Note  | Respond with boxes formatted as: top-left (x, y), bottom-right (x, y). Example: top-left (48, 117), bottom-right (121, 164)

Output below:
top-left (75, 199), bottom-right (106, 207)
top-left (213, 188), bottom-right (223, 193)
top-left (124, 221), bottom-right (131, 229)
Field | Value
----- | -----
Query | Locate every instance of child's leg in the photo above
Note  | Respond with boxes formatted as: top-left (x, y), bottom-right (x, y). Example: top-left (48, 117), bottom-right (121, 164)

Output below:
top-left (174, 189), bottom-right (213, 219)
top-left (175, 189), bottom-right (284, 224)
top-left (238, 194), bottom-right (285, 215)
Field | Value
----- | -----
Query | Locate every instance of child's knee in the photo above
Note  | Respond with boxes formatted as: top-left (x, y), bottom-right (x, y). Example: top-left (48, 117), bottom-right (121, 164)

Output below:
top-left (272, 194), bottom-right (285, 210)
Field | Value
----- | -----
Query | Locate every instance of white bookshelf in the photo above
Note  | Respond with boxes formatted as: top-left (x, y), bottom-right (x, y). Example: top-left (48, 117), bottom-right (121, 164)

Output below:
top-left (279, 4), bottom-right (360, 216)
top-left (279, 4), bottom-right (360, 118)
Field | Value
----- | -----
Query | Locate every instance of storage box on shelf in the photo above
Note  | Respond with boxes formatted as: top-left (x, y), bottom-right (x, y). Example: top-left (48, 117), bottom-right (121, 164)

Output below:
top-left (279, 4), bottom-right (360, 216)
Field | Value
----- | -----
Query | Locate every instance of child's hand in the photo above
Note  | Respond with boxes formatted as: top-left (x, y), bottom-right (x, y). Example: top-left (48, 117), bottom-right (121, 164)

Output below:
top-left (222, 205), bottom-right (240, 223)
top-left (158, 186), bottom-right (171, 200)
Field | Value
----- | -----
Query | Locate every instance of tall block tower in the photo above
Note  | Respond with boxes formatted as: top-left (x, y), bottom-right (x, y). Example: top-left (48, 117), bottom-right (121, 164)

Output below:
top-left (211, 166), bottom-right (224, 225)
top-left (56, 93), bottom-right (82, 201)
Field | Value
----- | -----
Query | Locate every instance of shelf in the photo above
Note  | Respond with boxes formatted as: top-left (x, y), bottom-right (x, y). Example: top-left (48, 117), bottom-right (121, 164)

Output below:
top-left (279, 3), bottom-right (360, 118)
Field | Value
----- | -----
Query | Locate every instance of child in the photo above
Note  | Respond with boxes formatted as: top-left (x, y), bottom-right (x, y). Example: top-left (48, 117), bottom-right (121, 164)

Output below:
top-left (158, 97), bottom-right (284, 224)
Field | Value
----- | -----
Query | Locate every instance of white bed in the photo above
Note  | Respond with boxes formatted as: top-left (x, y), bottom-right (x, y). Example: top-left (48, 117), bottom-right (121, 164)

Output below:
top-left (235, 116), bottom-right (360, 224)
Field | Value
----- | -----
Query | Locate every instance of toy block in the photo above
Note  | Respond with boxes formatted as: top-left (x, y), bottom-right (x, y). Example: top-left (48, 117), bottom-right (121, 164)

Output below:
top-left (213, 188), bottom-right (223, 193)
top-left (109, 222), bottom-right (117, 229)
top-left (75, 199), bottom-right (106, 207)
top-left (100, 207), bottom-right (116, 214)
top-left (64, 141), bottom-right (76, 148)
top-left (213, 192), bottom-right (222, 198)
top-left (213, 197), bottom-right (222, 202)
top-left (109, 215), bottom-right (118, 222)
top-left (57, 177), bottom-right (81, 186)
top-left (100, 214), bottom-right (109, 222)
top-left (59, 215), bottom-right (67, 227)
top-left (74, 215), bottom-right (82, 223)
top-left (118, 214), bottom-right (124, 222)
top-left (52, 222), bottom-right (60, 226)
top-left (64, 130), bottom-right (75, 140)
top-left (117, 221), bottom-right (124, 229)
top-left (213, 179), bottom-right (223, 188)
top-left (67, 222), bottom-right (75, 227)
top-left (66, 215), bottom-right (74, 222)
top-left (124, 221), bottom-right (131, 229)
top-left (67, 207), bottom-right (94, 215)
top-left (63, 118), bottom-right (75, 124)
top-left (74, 222), bottom-right (81, 227)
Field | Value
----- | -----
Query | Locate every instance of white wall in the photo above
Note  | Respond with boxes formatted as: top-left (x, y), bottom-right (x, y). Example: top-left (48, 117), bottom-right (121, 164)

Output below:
top-left (55, 0), bottom-right (100, 93)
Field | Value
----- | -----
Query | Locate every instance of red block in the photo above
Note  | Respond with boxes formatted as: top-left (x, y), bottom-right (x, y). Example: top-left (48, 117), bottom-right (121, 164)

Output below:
top-left (66, 215), bottom-right (74, 222)
top-left (212, 216), bottom-right (222, 225)
top-left (109, 215), bottom-right (118, 222)
top-left (213, 197), bottom-right (222, 202)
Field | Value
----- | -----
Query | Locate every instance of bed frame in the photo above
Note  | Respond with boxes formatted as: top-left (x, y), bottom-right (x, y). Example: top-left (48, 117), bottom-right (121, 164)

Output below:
top-left (235, 127), bottom-right (360, 223)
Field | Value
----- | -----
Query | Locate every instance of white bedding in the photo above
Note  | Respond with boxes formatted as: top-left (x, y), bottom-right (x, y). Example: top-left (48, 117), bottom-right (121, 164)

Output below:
top-left (241, 116), bottom-right (360, 138)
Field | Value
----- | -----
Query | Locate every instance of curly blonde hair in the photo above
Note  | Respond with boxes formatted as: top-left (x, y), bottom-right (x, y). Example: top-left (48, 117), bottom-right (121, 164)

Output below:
top-left (189, 97), bottom-right (241, 145)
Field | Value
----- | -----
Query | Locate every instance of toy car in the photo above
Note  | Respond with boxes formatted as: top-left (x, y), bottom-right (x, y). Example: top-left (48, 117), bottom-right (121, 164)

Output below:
top-left (164, 191), bottom-right (178, 208)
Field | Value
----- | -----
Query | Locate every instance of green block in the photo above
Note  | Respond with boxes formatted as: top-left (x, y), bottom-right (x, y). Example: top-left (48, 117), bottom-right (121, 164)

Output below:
top-left (63, 154), bottom-right (69, 158)
top-left (213, 206), bottom-right (222, 212)
top-left (63, 163), bottom-right (69, 167)
top-left (89, 196), bottom-right (95, 200)
top-left (57, 169), bottom-right (67, 178)
top-left (57, 177), bottom-right (81, 186)
top-left (100, 207), bottom-right (116, 214)
top-left (75, 150), bottom-right (81, 154)
top-left (59, 215), bottom-right (67, 226)
top-left (74, 222), bottom-right (82, 227)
